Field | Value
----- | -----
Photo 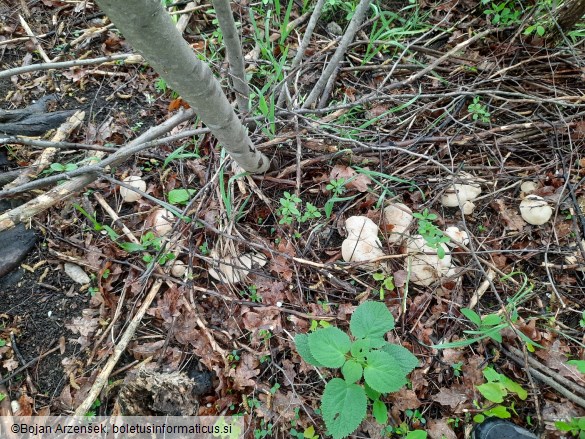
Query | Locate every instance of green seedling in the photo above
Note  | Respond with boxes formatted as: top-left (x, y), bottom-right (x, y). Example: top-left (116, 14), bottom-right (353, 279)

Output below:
top-left (568, 360), bottom-right (585, 374)
top-left (482, 1), bottom-right (522, 26)
top-left (435, 272), bottom-right (541, 349)
top-left (278, 192), bottom-right (322, 224)
top-left (473, 366), bottom-right (527, 422)
top-left (412, 209), bottom-right (450, 259)
top-left (468, 96), bottom-right (491, 123)
top-left (295, 301), bottom-right (418, 439)
top-left (168, 188), bottom-right (196, 205)
top-left (372, 272), bottom-right (395, 300)
top-left (555, 417), bottom-right (585, 438)
top-left (73, 204), bottom-right (119, 241)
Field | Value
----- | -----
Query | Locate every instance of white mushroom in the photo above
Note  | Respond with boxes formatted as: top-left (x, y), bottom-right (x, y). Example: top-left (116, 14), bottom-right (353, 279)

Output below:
top-left (208, 251), bottom-right (267, 284)
top-left (462, 201), bottom-right (476, 215)
top-left (405, 235), bottom-right (452, 286)
top-left (519, 195), bottom-right (552, 225)
top-left (520, 181), bottom-right (538, 195)
top-left (151, 208), bottom-right (175, 236)
top-left (445, 226), bottom-right (469, 246)
top-left (170, 260), bottom-right (187, 277)
top-left (341, 216), bottom-right (386, 271)
top-left (383, 203), bottom-right (413, 244)
top-left (119, 175), bottom-right (146, 202)
top-left (440, 173), bottom-right (482, 209)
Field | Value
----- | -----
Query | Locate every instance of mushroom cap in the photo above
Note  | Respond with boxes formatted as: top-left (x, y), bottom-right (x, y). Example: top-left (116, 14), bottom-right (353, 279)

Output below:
top-left (119, 175), bottom-right (146, 202)
top-left (440, 183), bottom-right (482, 208)
top-left (445, 226), bottom-right (469, 246)
top-left (383, 203), bottom-right (413, 243)
top-left (342, 238), bottom-right (385, 263)
top-left (344, 216), bottom-right (380, 240)
top-left (170, 260), bottom-right (187, 277)
top-left (462, 201), bottom-right (476, 215)
top-left (520, 181), bottom-right (538, 195)
top-left (208, 252), bottom-right (267, 284)
top-left (405, 235), bottom-right (452, 286)
top-left (519, 195), bottom-right (552, 225)
top-left (151, 208), bottom-right (175, 236)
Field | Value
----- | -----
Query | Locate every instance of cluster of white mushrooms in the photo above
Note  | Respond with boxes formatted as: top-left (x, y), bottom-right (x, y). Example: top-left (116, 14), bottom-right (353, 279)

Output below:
top-left (341, 205), bottom-right (460, 286)
top-left (341, 177), bottom-right (556, 286)
top-left (116, 173), bottom-right (557, 285)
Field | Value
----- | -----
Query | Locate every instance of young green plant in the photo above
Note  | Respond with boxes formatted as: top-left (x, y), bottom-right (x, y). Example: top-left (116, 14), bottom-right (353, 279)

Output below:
top-left (295, 301), bottom-right (418, 439)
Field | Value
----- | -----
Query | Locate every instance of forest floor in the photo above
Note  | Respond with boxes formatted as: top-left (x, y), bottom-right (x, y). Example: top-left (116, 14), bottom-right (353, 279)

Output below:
top-left (0, 0), bottom-right (584, 438)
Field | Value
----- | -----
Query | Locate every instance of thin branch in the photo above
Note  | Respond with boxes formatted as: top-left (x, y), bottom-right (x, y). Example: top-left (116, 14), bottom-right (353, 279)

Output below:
top-left (0, 54), bottom-right (135, 79)
top-left (302, 0), bottom-right (373, 109)
top-left (212, 0), bottom-right (250, 112)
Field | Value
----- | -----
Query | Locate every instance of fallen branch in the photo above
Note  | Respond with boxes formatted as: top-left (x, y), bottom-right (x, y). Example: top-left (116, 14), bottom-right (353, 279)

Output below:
top-left (0, 108), bottom-right (196, 232)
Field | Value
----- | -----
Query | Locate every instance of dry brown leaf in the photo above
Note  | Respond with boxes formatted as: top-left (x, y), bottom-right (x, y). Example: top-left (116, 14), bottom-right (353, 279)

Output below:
top-left (427, 419), bottom-right (457, 439)
top-left (491, 199), bottom-right (525, 231)
top-left (231, 352), bottom-right (260, 390)
top-left (388, 388), bottom-right (421, 412)
top-left (432, 387), bottom-right (468, 408)
top-left (329, 165), bottom-right (372, 192)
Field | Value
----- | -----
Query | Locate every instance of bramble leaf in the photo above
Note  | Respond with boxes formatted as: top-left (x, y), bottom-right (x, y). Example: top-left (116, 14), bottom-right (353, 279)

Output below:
top-left (342, 359), bottom-right (363, 384)
top-left (294, 334), bottom-right (324, 367)
top-left (350, 301), bottom-right (394, 339)
top-left (308, 327), bottom-right (351, 368)
top-left (381, 343), bottom-right (419, 375)
top-left (363, 351), bottom-right (407, 393)
top-left (372, 399), bottom-right (388, 424)
top-left (322, 378), bottom-right (367, 439)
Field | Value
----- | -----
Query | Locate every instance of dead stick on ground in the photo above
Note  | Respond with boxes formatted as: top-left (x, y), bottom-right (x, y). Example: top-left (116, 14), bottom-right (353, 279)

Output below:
top-left (18, 15), bottom-right (50, 63)
top-left (503, 348), bottom-right (585, 410)
top-left (0, 108), bottom-right (196, 232)
top-left (74, 278), bottom-right (163, 417)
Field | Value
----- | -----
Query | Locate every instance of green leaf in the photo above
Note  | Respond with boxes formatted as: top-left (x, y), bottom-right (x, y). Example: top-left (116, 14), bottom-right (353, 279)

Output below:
top-left (168, 188), bottom-right (196, 205)
top-left (364, 382), bottom-right (380, 401)
top-left (460, 308), bottom-right (482, 326)
top-left (482, 313), bottom-right (503, 326)
top-left (342, 359), bottom-right (363, 383)
top-left (372, 399), bottom-right (388, 424)
top-left (405, 431), bottom-right (427, 439)
top-left (350, 301), bottom-right (395, 339)
top-left (351, 338), bottom-right (385, 360)
top-left (477, 382), bottom-right (506, 403)
top-left (308, 327), bottom-right (351, 368)
top-left (482, 367), bottom-right (500, 382)
top-left (381, 344), bottom-right (419, 375)
top-left (484, 404), bottom-right (511, 419)
top-left (500, 375), bottom-right (527, 400)
top-left (568, 360), bottom-right (585, 374)
top-left (50, 163), bottom-right (65, 172)
top-left (322, 378), bottom-right (367, 439)
top-left (363, 351), bottom-right (407, 393)
top-left (294, 334), bottom-right (324, 367)
top-left (118, 242), bottom-right (146, 252)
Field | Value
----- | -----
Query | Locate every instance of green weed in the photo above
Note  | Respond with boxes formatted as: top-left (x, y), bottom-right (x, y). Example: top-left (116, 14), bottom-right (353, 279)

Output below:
top-left (295, 301), bottom-right (418, 439)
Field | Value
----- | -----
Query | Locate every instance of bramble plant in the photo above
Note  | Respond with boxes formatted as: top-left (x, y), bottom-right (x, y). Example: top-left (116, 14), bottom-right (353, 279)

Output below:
top-left (412, 209), bottom-right (450, 259)
top-left (468, 96), bottom-right (491, 123)
top-left (473, 366), bottom-right (527, 422)
top-left (294, 301), bottom-right (418, 439)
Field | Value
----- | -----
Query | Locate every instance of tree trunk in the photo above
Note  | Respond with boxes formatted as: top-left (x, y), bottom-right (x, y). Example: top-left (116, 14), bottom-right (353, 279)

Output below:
top-left (94, 0), bottom-right (269, 173)
top-left (548, 0), bottom-right (585, 46)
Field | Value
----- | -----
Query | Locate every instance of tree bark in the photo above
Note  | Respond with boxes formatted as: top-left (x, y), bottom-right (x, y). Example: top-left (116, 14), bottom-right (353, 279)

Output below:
top-left (212, 0), bottom-right (250, 113)
top-left (548, 0), bottom-right (585, 46)
top-left (94, 0), bottom-right (269, 173)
